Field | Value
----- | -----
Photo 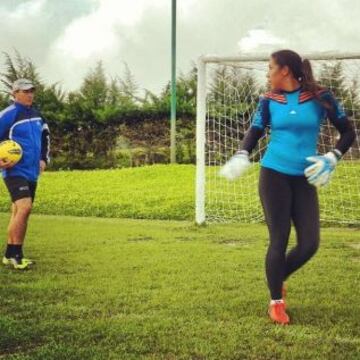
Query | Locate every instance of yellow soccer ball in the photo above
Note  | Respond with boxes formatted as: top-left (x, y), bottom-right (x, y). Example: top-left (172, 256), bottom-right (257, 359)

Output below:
top-left (0, 140), bottom-right (23, 166)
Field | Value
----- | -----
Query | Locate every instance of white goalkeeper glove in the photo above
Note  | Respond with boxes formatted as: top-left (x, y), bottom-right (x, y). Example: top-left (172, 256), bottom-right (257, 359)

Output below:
top-left (304, 150), bottom-right (341, 188)
top-left (219, 151), bottom-right (251, 181)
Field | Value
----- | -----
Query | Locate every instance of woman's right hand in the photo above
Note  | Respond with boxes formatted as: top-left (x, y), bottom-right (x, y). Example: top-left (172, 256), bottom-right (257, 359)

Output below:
top-left (219, 151), bottom-right (251, 181)
top-left (0, 158), bottom-right (15, 169)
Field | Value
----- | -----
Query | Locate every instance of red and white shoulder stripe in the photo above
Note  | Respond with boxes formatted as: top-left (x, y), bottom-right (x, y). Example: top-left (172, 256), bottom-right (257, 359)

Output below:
top-left (264, 91), bottom-right (287, 104)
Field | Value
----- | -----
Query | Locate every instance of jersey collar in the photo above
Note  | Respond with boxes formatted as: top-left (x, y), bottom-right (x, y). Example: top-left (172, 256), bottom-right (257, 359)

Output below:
top-left (264, 87), bottom-right (326, 104)
top-left (14, 101), bottom-right (32, 111)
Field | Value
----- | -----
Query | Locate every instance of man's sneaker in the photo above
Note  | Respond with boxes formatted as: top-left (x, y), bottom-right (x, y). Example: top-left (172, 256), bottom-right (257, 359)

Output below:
top-left (2, 256), bottom-right (33, 270)
top-left (268, 301), bottom-right (290, 325)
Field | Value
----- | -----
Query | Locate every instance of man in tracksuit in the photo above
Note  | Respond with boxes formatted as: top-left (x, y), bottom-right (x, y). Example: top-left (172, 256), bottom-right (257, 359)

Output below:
top-left (0, 79), bottom-right (50, 270)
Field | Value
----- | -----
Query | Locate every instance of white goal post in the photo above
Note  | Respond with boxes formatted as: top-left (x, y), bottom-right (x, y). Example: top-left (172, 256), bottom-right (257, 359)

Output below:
top-left (196, 52), bottom-right (360, 225)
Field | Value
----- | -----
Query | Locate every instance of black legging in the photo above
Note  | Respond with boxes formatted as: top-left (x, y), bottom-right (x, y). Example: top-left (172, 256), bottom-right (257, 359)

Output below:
top-left (259, 167), bottom-right (320, 300)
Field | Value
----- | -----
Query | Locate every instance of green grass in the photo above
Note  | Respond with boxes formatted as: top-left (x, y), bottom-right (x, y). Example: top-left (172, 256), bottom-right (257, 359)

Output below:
top-left (0, 165), bottom-right (195, 220)
top-left (0, 214), bottom-right (359, 359)
top-left (0, 163), bottom-right (358, 225)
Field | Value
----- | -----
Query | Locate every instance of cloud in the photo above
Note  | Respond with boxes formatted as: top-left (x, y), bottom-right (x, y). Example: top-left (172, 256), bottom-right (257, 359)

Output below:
top-left (53, 0), bottom-right (155, 59)
top-left (0, 0), bottom-right (359, 93)
top-left (46, 0), bottom-right (198, 92)
top-left (238, 28), bottom-right (285, 53)
top-left (9, 0), bottom-right (46, 19)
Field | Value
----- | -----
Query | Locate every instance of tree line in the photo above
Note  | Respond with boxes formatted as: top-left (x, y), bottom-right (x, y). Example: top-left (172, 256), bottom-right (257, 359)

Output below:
top-left (0, 52), bottom-right (358, 170)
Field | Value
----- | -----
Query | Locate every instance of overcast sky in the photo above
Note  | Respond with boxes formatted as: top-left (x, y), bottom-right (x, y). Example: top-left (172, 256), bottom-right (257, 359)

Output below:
top-left (0, 0), bottom-right (359, 94)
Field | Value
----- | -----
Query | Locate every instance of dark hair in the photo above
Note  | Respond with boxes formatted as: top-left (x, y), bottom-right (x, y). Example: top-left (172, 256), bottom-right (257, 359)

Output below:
top-left (271, 49), bottom-right (323, 95)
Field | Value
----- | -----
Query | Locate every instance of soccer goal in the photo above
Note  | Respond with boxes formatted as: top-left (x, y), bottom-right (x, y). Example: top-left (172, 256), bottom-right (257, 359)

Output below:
top-left (196, 53), bottom-right (360, 225)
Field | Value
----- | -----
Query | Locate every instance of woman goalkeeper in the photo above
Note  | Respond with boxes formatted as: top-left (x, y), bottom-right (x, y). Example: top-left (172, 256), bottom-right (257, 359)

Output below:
top-left (220, 49), bottom-right (356, 325)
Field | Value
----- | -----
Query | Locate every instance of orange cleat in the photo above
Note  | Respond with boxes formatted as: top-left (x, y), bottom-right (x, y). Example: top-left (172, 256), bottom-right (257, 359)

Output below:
top-left (268, 302), bottom-right (290, 325)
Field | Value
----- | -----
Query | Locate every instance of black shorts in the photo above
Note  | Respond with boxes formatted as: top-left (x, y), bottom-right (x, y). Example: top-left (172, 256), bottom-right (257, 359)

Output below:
top-left (4, 176), bottom-right (37, 203)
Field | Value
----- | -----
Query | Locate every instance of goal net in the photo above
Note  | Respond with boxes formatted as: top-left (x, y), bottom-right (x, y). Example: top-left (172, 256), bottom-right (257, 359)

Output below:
top-left (195, 53), bottom-right (360, 225)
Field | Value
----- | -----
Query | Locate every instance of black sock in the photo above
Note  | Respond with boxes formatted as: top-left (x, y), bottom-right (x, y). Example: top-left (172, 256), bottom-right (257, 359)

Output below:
top-left (5, 244), bottom-right (23, 259)
top-left (5, 244), bottom-right (15, 258)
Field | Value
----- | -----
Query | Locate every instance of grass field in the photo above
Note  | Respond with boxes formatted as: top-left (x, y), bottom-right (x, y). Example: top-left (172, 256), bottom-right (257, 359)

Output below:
top-left (0, 164), bottom-right (358, 224)
top-left (0, 214), bottom-right (359, 359)
top-left (0, 165), bottom-right (195, 220)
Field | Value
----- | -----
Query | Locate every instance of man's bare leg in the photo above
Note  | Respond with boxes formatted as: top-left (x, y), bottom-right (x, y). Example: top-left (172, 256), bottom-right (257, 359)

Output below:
top-left (7, 203), bottom-right (18, 244)
top-left (7, 198), bottom-right (32, 245)
top-left (4, 198), bottom-right (33, 267)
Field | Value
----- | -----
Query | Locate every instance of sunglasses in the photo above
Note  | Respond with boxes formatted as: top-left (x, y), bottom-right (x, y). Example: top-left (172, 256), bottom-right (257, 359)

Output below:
top-left (15, 88), bottom-right (35, 94)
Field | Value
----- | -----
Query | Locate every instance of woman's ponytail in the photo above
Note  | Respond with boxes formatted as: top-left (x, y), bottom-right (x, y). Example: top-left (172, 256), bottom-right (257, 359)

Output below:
top-left (301, 58), bottom-right (320, 94)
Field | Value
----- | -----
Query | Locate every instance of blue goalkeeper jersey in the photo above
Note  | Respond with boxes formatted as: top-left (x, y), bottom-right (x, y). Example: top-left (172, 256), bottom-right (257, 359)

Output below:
top-left (251, 87), bottom-right (346, 176)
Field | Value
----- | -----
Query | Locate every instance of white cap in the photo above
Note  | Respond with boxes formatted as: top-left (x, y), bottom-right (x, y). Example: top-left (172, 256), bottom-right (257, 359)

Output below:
top-left (12, 78), bottom-right (35, 92)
